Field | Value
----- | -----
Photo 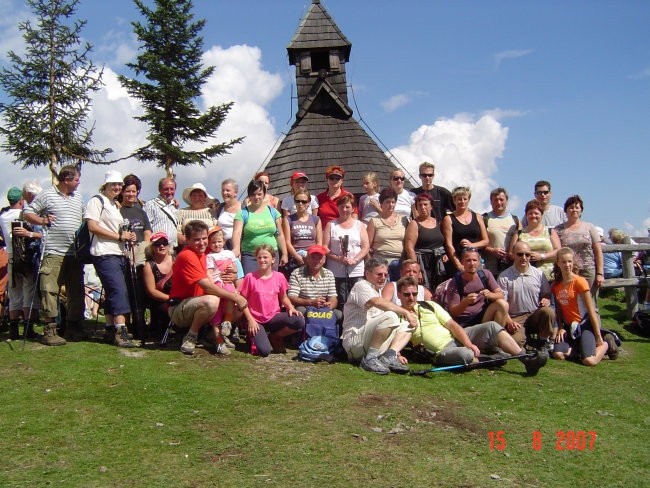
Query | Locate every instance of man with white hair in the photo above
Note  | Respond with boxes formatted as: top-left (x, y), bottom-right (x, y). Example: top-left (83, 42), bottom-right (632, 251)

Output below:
top-left (144, 177), bottom-right (184, 250)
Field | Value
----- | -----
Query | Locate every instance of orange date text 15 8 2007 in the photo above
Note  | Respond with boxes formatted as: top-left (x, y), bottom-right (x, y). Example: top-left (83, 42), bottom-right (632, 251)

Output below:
top-left (487, 430), bottom-right (597, 451)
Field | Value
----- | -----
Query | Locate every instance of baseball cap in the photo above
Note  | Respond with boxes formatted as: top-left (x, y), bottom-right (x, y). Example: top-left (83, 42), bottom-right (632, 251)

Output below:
top-left (7, 187), bottom-right (22, 204)
top-left (325, 165), bottom-right (345, 177)
top-left (150, 231), bottom-right (169, 244)
top-left (307, 244), bottom-right (329, 256)
top-left (291, 172), bottom-right (309, 181)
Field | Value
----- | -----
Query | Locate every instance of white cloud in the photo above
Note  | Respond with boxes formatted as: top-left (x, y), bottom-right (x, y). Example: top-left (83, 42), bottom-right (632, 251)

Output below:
top-left (381, 91), bottom-right (426, 113)
top-left (628, 67), bottom-right (650, 80)
top-left (0, 43), bottom-right (285, 204)
top-left (493, 49), bottom-right (533, 70)
top-left (388, 112), bottom-right (509, 213)
top-left (96, 29), bottom-right (138, 66)
top-left (0, 0), bottom-right (32, 61)
top-left (623, 217), bottom-right (650, 238)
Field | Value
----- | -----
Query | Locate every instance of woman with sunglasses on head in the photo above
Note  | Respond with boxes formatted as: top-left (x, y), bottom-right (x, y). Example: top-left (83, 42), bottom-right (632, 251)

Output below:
top-left (323, 194), bottom-right (369, 309)
top-left (442, 186), bottom-right (489, 274)
top-left (143, 232), bottom-right (174, 341)
top-left (554, 195), bottom-right (604, 300)
top-left (282, 190), bottom-right (322, 276)
top-left (508, 199), bottom-right (560, 281)
top-left (388, 169), bottom-right (416, 220)
top-left (316, 165), bottom-right (356, 228)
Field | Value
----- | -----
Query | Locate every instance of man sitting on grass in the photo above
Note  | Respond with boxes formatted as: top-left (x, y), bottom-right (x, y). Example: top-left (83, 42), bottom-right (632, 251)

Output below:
top-left (342, 258), bottom-right (418, 375)
top-left (168, 220), bottom-right (249, 355)
top-left (397, 276), bottom-right (547, 375)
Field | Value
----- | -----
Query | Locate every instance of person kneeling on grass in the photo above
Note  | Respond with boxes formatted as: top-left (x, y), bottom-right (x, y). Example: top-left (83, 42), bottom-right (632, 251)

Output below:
top-left (550, 247), bottom-right (618, 366)
top-left (341, 258), bottom-right (418, 375)
top-left (396, 276), bottom-right (548, 375)
top-left (239, 245), bottom-right (305, 356)
top-left (168, 220), bottom-right (249, 355)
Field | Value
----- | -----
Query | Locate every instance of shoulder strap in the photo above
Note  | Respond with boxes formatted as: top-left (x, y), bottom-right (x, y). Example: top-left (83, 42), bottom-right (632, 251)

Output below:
top-left (454, 272), bottom-right (465, 297)
top-left (417, 300), bottom-right (436, 313)
top-left (482, 211), bottom-right (489, 228)
top-left (477, 269), bottom-right (489, 290)
top-left (154, 197), bottom-right (177, 226)
top-left (242, 206), bottom-right (249, 225)
top-left (215, 202), bottom-right (226, 218)
top-left (513, 215), bottom-right (519, 229)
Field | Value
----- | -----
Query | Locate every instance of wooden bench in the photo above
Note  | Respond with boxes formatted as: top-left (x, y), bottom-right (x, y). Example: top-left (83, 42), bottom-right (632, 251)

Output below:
top-left (601, 239), bottom-right (650, 318)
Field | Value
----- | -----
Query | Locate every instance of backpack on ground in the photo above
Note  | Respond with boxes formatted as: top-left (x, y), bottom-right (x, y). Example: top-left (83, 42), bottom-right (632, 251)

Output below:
top-left (298, 306), bottom-right (342, 363)
top-left (632, 309), bottom-right (650, 336)
top-left (74, 195), bottom-right (103, 265)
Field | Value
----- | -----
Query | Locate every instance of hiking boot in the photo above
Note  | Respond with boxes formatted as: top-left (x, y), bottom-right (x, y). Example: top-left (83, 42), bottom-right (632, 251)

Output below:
top-left (41, 322), bottom-right (66, 346)
top-left (180, 332), bottom-right (198, 355)
top-left (222, 335), bottom-right (236, 349)
top-left (215, 342), bottom-right (231, 356)
top-left (220, 321), bottom-right (232, 337)
top-left (114, 325), bottom-right (135, 348)
top-left (603, 333), bottom-right (619, 360)
top-left (9, 320), bottom-right (19, 341)
top-left (520, 349), bottom-right (548, 375)
top-left (379, 351), bottom-right (410, 374)
top-left (360, 355), bottom-right (390, 375)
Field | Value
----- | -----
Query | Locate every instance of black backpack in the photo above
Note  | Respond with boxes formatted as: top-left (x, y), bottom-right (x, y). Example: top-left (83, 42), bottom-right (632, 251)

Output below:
top-left (11, 222), bottom-right (38, 277)
top-left (74, 195), bottom-right (104, 265)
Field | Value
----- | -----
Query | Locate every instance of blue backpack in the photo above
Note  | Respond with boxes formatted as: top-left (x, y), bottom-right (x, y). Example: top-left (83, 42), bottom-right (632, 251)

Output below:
top-left (298, 306), bottom-right (342, 363)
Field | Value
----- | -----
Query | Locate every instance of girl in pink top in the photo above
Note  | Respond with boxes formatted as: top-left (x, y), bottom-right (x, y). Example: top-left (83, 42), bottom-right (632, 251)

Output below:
top-left (551, 247), bottom-right (616, 366)
top-left (239, 245), bottom-right (304, 356)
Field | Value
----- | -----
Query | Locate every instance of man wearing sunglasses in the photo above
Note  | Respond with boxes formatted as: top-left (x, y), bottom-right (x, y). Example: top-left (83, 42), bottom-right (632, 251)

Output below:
top-left (497, 241), bottom-right (555, 347)
top-left (342, 258), bottom-right (417, 374)
top-left (412, 161), bottom-right (454, 222)
top-left (397, 276), bottom-right (547, 374)
top-left (522, 180), bottom-right (566, 229)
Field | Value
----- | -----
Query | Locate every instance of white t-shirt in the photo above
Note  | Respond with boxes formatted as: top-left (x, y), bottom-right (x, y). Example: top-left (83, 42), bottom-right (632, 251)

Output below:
top-left (84, 194), bottom-right (124, 256)
top-left (394, 189), bottom-right (415, 219)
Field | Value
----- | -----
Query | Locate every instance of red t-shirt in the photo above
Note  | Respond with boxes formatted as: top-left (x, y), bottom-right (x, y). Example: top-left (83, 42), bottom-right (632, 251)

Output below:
top-left (316, 188), bottom-right (356, 227)
top-left (169, 247), bottom-right (207, 300)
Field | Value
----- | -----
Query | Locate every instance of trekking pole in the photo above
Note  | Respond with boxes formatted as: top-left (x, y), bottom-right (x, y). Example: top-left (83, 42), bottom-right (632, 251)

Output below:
top-left (122, 222), bottom-right (145, 346)
top-left (409, 353), bottom-right (535, 376)
top-left (22, 225), bottom-right (48, 350)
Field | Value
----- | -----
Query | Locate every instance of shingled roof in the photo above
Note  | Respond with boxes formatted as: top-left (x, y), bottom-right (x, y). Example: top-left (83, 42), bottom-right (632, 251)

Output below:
top-left (265, 0), bottom-right (406, 201)
top-left (287, 0), bottom-right (351, 65)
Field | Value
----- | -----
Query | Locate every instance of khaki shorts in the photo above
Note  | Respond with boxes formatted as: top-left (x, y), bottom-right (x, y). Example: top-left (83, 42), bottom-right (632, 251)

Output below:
top-left (169, 296), bottom-right (207, 329)
top-left (342, 311), bottom-right (412, 361)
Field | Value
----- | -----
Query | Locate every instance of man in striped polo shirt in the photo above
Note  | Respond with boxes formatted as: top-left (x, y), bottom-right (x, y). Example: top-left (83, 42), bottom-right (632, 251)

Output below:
top-left (23, 165), bottom-right (85, 345)
top-left (288, 244), bottom-right (341, 324)
top-left (144, 177), bottom-right (184, 251)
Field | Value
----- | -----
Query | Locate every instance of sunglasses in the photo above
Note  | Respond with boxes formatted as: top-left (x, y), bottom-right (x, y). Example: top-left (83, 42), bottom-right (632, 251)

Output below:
top-left (294, 200), bottom-right (309, 204)
top-left (535, 190), bottom-right (550, 196)
top-left (401, 291), bottom-right (418, 297)
top-left (155, 241), bottom-right (169, 247)
top-left (392, 176), bottom-right (406, 181)
top-left (419, 173), bottom-right (434, 178)
top-left (516, 252), bottom-right (531, 257)
top-left (462, 246), bottom-right (479, 252)
top-left (327, 175), bottom-right (342, 181)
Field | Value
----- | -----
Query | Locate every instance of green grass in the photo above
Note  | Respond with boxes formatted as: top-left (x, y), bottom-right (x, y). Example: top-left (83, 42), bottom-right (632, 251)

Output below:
top-left (1, 297), bottom-right (648, 488)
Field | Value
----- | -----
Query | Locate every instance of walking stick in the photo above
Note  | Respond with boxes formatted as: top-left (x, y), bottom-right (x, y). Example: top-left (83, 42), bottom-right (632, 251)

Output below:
top-left (122, 222), bottom-right (146, 346)
top-left (22, 226), bottom-right (48, 350)
top-left (409, 353), bottom-right (535, 377)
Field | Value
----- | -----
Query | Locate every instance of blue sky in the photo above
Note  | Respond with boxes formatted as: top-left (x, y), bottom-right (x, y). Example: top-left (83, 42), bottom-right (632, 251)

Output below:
top-left (1, 0), bottom-right (648, 236)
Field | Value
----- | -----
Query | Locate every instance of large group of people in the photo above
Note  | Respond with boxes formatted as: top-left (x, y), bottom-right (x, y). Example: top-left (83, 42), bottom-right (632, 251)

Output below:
top-left (0, 162), bottom-right (633, 375)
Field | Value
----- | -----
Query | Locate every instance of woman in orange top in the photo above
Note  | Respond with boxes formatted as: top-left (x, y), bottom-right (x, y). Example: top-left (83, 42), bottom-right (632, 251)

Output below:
top-left (550, 247), bottom-right (616, 366)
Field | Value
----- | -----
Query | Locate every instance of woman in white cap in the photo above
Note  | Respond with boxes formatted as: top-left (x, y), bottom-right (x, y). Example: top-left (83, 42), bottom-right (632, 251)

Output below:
top-left (84, 169), bottom-right (137, 348)
top-left (177, 182), bottom-right (218, 234)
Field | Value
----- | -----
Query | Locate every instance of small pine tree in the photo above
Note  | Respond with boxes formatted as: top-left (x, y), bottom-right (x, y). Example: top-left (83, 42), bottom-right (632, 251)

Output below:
top-left (0, 0), bottom-right (110, 180)
top-left (119, 0), bottom-right (243, 178)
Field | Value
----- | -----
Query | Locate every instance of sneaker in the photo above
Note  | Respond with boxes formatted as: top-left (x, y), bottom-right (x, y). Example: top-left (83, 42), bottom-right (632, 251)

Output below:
top-left (180, 332), bottom-right (198, 355)
top-left (220, 321), bottom-right (232, 337)
top-left (215, 342), bottom-right (231, 356)
top-left (378, 352), bottom-right (410, 374)
top-left (231, 326), bottom-right (240, 343)
top-left (520, 349), bottom-right (548, 375)
top-left (114, 325), bottom-right (135, 348)
top-left (222, 335), bottom-right (236, 349)
top-left (603, 333), bottom-right (619, 360)
top-left (360, 355), bottom-right (390, 375)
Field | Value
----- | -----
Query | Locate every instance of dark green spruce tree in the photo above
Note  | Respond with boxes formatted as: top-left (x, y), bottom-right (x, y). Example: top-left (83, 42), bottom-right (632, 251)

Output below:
top-left (0, 0), bottom-right (110, 180)
top-left (119, 0), bottom-right (243, 178)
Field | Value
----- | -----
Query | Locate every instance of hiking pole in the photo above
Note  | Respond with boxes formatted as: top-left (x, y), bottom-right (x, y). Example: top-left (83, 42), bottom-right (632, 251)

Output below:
top-left (122, 220), bottom-right (145, 346)
top-left (22, 225), bottom-right (48, 350)
top-left (409, 353), bottom-right (535, 376)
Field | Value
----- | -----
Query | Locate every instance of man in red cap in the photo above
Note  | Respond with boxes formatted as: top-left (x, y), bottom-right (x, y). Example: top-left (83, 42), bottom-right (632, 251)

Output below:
top-left (288, 244), bottom-right (341, 324)
top-left (316, 165), bottom-right (356, 227)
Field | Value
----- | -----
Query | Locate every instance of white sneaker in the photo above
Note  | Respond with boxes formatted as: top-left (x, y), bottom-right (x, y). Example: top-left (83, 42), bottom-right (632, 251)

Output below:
top-left (220, 321), bottom-right (232, 337)
top-left (216, 342), bottom-right (231, 356)
top-left (180, 332), bottom-right (197, 355)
